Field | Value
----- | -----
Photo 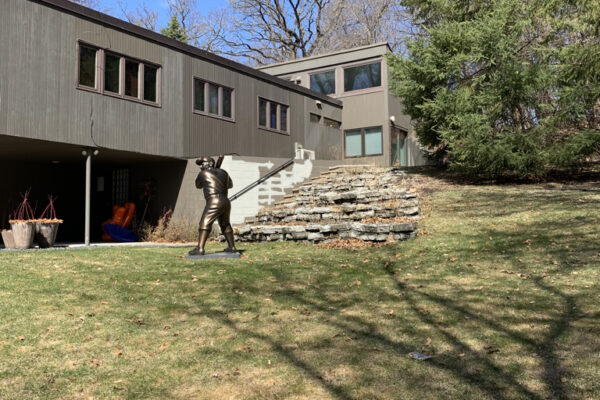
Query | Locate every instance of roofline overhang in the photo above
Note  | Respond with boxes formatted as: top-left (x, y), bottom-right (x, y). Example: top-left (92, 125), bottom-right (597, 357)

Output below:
top-left (33, 0), bottom-right (343, 108)
top-left (256, 42), bottom-right (392, 71)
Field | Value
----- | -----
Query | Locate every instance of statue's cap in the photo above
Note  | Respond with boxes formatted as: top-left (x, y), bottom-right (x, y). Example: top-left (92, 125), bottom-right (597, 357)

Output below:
top-left (195, 157), bottom-right (215, 166)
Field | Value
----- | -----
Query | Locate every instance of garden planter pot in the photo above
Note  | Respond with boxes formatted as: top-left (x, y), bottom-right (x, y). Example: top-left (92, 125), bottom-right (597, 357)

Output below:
top-left (36, 221), bottom-right (61, 248)
top-left (9, 221), bottom-right (36, 249)
top-left (1, 229), bottom-right (16, 249)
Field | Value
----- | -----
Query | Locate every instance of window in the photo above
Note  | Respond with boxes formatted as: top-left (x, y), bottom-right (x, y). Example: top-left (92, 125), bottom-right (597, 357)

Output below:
top-left (104, 53), bottom-right (120, 93)
top-left (143, 65), bottom-right (158, 102)
top-left (344, 126), bottom-right (383, 157)
top-left (343, 62), bottom-right (381, 92)
top-left (193, 78), bottom-right (235, 121)
top-left (124, 59), bottom-right (139, 98)
top-left (78, 44), bottom-right (98, 89)
top-left (310, 70), bottom-right (335, 95)
top-left (324, 118), bottom-right (341, 129)
top-left (258, 98), bottom-right (289, 134)
top-left (76, 42), bottom-right (161, 106)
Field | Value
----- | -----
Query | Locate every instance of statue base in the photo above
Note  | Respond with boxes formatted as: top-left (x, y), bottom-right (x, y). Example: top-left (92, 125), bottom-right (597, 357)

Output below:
top-left (186, 251), bottom-right (241, 260)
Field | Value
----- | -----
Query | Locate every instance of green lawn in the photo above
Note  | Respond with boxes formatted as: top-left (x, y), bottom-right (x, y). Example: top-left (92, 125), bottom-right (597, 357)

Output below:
top-left (0, 181), bottom-right (599, 399)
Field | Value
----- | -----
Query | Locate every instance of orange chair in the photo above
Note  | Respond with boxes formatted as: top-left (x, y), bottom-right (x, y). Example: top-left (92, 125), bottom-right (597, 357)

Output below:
top-left (101, 202), bottom-right (136, 241)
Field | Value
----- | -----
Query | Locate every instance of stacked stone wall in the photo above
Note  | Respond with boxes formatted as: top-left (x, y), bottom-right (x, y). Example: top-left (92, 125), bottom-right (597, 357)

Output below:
top-left (231, 166), bottom-right (420, 243)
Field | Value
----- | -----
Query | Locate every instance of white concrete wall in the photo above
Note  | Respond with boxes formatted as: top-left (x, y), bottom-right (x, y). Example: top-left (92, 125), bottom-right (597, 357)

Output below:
top-left (172, 156), bottom-right (338, 225)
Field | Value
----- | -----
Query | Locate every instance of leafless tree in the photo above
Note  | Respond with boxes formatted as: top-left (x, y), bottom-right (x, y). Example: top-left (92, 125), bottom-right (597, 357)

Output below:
top-left (319, 0), bottom-right (413, 54)
top-left (203, 0), bottom-right (331, 65)
top-left (117, 1), bottom-right (158, 31)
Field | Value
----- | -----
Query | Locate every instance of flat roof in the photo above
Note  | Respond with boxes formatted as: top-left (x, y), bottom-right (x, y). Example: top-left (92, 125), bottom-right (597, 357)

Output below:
top-left (257, 42), bottom-right (391, 70)
top-left (34, 0), bottom-right (342, 107)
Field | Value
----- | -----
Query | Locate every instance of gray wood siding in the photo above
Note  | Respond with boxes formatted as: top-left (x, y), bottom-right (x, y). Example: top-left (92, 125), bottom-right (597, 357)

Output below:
top-left (182, 57), bottom-right (338, 159)
top-left (1, 0), bottom-right (186, 157)
top-left (1, 0), bottom-right (342, 161)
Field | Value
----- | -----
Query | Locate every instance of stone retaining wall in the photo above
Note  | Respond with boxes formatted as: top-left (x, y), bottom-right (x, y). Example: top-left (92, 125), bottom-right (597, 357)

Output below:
top-left (230, 166), bottom-right (421, 243)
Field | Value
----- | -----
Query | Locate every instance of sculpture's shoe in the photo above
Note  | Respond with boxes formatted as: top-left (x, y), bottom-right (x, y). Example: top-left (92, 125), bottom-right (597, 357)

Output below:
top-left (188, 247), bottom-right (205, 256)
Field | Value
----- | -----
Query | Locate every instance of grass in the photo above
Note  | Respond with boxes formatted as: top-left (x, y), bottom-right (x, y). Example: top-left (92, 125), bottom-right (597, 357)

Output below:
top-left (0, 179), bottom-right (599, 399)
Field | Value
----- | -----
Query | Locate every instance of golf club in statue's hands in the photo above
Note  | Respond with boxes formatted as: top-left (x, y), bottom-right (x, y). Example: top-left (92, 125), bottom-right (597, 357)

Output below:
top-left (188, 154), bottom-right (237, 256)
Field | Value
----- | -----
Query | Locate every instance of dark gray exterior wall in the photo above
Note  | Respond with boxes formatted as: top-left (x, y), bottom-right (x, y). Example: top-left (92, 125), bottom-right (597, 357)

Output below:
top-left (181, 59), bottom-right (341, 159)
top-left (0, 0), bottom-right (343, 161)
top-left (1, 0), bottom-right (185, 157)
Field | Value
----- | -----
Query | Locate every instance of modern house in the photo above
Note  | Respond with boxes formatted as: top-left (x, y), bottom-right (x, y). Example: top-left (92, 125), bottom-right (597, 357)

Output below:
top-left (0, 0), bottom-right (344, 243)
top-left (258, 43), bottom-right (430, 167)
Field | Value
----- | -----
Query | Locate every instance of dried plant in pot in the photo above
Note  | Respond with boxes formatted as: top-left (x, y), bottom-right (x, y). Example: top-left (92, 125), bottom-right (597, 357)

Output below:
top-left (1, 203), bottom-right (15, 249)
top-left (1, 221), bottom-right (15, 249)
top-left (8, 191), bottom-right (36, 249)
top-left (36, 196), bottom-right (63, 248)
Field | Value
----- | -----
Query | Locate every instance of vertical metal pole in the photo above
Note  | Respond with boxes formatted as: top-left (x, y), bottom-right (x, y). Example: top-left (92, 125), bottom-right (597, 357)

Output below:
top-left (85, 149), bottom-right (91, 246)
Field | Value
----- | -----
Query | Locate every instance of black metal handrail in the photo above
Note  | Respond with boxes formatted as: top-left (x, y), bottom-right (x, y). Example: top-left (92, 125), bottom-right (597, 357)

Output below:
top-left (229, 158), bottom-right (295, 202)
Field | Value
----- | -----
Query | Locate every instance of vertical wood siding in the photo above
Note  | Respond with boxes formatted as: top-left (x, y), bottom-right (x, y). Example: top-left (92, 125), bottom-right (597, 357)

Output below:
top-left (0, 0), bottom-right (342, 160)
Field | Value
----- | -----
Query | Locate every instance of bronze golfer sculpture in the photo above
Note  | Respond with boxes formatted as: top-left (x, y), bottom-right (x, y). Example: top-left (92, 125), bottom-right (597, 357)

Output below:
top-left (188, 155), bottom-right (238, 257)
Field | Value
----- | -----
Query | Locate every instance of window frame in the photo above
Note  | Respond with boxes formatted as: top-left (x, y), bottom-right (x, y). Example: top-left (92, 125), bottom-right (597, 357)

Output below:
top-left (257, 97), bottom-right (290, 135)
top-left (341, 60), bottom-right (383, 95)
top-left (309, 68), bottom-right (337, 96)
top-left (76, 41), bottom-right (162, 107)
top-left (192, 77), bottom-right (236, 122)
top-left (344, 126), bottom-right (384, 158)
top-left (76, 42), bottom-right (100, 91)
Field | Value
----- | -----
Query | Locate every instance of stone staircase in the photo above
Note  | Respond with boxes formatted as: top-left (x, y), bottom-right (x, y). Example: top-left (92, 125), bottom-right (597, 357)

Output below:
top-left (232, 165), bottom-right (420, 243)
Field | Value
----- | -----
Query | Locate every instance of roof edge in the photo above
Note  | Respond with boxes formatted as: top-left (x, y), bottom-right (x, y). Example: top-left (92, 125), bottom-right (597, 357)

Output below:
top-left (257, 42), bottom-right (392, 70)
top-left (33, 0), bottom-right (343, 107)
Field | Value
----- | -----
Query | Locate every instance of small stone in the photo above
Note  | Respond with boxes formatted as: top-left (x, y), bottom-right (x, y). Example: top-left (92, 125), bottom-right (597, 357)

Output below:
top-left (291, 231), bottom-right (308, 240)
top-left (305, 224), bottom-right (321, 232)
top-left (390, 223), bottom-right (417, 232)
top-left (307, 232), bottom-right (325, 241)
top-left (402, 207), bottom-right (420, 216)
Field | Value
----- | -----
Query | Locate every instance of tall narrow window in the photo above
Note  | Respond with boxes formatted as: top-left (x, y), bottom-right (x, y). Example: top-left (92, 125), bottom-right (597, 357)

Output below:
top-left (258, 98), bottom-right (267, 127)
top-left (78, 44), bottom-right (97, 89)
top-left (143, 65), bottom-right (158, 102)
top-left (104, 53), bottom-right (120, 93)
top-left (208, 84), bottom-right (219, 115)
top-left (258, 98), bottom-right (289, 134)
top-left (124, 59), bottom-right (139, 98)
top-left (345, 129), bottom-right (362, 157)
top-left (364, 127), bottom-right (383, 155)
top-left (343, 62), bottom-right (381, 92)
top-left (194, 79), bottom-right (205, 112)
top-left (193, 78), bottom-right (234, 120)
top-left (269, 103), bottom-right (277, 129)
top-left (222, 88), bottom-right (232, 119)
top-left (279, 105), bottom-right (288, 132)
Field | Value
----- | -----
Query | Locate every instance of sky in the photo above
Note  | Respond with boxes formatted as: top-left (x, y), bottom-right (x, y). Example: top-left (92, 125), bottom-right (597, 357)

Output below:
top-left (97, 0), bottom-right (226, 30)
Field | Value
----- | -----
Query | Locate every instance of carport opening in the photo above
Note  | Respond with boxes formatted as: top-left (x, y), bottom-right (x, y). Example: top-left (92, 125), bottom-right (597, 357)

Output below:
top-left (0, 136), bottom-right (186, 244)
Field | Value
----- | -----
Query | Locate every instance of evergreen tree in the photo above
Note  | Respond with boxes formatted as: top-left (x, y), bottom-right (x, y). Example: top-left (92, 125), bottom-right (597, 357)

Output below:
top-left (160, 15), bottom-right (189, 43)
top-left (388, 0), bottom-right (600, 178)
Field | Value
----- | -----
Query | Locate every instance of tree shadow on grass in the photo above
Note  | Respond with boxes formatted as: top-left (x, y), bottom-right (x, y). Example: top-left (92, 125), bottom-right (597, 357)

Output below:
top-left (177, 188), bottom-right (599, 399)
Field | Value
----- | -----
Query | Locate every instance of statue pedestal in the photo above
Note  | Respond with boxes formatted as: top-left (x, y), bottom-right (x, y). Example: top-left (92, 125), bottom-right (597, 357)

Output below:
top-left (186, 251), bottom-right (241, 260)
